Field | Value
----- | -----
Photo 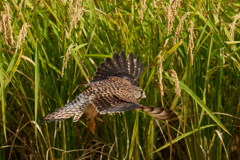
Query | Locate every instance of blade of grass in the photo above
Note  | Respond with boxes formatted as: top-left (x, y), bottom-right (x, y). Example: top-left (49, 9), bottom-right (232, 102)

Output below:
top-left (165, 76), bottom-right (230, 135)
top-left (34, 40), bottom-right (39, 151)
top-left (152, 124), bottom-right (217, 153)
top-left (0, 40), bottom-right (6, 142)
top-left (5, 48), bottom-right (22, 87)
top-left (128, 112), bottom-right (139, 160)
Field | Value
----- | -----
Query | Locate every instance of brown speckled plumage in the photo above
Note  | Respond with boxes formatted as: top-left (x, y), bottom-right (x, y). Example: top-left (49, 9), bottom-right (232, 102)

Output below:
top-left (39, 50), bottom-right (175, 132)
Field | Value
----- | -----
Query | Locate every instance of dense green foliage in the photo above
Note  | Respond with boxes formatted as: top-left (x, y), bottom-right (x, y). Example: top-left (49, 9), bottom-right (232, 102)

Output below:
top-left (1, 0), bottom-right (240, 159)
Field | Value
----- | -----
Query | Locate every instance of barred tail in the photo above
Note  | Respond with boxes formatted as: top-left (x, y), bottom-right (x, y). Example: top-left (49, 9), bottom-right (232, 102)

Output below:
top-left (135, 106), bottom-right (176, 120)
top-left (39, 92), bottom-right (89, 123)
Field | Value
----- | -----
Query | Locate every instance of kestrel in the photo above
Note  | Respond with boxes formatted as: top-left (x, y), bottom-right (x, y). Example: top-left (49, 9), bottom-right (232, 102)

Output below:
top-left (40, 50), bottom-right (174, 132)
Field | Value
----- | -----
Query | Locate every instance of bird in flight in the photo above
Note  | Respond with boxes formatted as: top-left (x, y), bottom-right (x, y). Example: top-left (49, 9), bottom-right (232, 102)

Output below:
top-left (39, 50), bottom-right (175, 133)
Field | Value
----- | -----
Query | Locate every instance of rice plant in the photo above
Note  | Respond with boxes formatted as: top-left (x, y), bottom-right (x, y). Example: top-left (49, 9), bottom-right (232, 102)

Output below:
top-left (0, 0), bottom-right (240, 159)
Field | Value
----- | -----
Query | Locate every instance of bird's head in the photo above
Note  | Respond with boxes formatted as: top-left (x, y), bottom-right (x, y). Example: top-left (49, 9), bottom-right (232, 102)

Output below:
top-left (133, 88), bottom-right (146, 100)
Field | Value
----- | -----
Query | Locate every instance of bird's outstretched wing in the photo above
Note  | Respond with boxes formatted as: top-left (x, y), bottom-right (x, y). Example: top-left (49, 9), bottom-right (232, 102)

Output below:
top-left (39, 92), bottom-right (90, 123)
top-left (135, 106), bottom-right (176, 120)
top-left (90, 88), bottom-right (141, 114)
top-left (91, 50), bottom-right (144, 86)
top-left (90, 92), bottom-right (175, 120)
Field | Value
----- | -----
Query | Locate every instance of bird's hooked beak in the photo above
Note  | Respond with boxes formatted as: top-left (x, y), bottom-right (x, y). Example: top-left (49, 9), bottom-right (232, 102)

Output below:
top-left (142, 91), bottom-right (146, 99)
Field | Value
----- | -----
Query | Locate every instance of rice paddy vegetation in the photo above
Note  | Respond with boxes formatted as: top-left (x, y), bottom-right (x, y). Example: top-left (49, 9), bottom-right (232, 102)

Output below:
top-left (0, 0), bottom-right (240, 159)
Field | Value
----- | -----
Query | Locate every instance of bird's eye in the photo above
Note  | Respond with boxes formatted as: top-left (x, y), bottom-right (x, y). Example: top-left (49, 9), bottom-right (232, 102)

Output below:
top-left (141, 90), bottom-right (143, 94)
